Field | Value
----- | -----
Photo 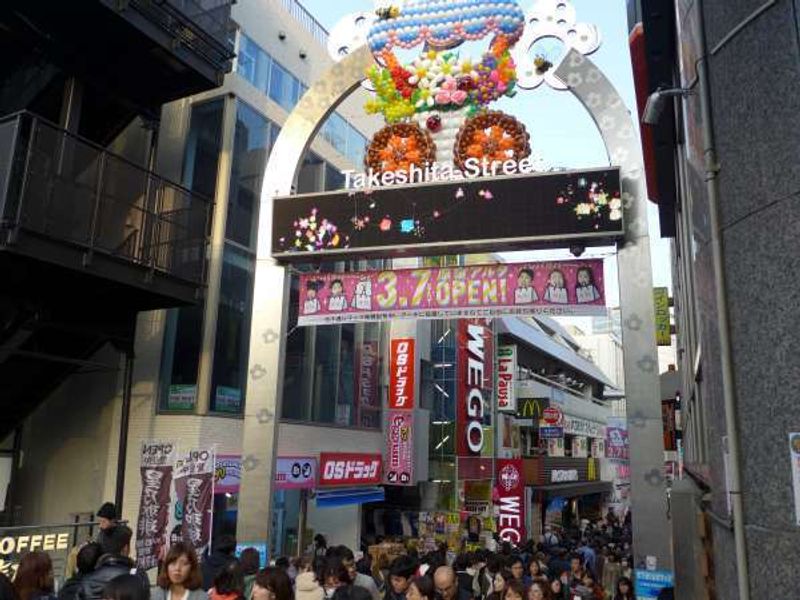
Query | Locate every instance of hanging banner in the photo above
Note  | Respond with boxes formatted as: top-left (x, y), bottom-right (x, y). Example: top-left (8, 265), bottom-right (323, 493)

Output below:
top-left (385, 411), bottom-right (414, 485)
top-left (457, 319), bottom-right (494, 457)
top-left (389, 338), bottom-right (416, 409)
top-left (319, 453), bottom-right (383, 486)
top-left (275, 457), bottom-right (317, 490)
top-left (495, 458), bottom-right (525, 544)
top-left (356, 342), bottom-right (380, 427)
top-left (606, 416), bottom-right (630, 459)
top-left (214, 455), bottom-right (241, 495)
top-left (135, 441), bottom-right (176, 570)
top-left (174, 448), bottom-right (215, 556)
top-left (296, 260), bottom-right (606, 326)
top-left (653, 287), bottom-right (671, 346)
top-left (496, 345), bottom-right (517, 413)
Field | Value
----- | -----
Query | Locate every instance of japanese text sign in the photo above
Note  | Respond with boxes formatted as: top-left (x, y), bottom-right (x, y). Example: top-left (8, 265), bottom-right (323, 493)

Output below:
top-left (318, 453), bottom-right (382, 486)
top-left (389, 338), bottom-right (415, 409)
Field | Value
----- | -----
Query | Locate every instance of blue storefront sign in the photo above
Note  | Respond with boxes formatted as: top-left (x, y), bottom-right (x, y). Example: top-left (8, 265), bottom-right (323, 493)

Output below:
top-left (634, 570), bottom-right (674, 598)
top-left (539, 426), bottom-right (564, 439)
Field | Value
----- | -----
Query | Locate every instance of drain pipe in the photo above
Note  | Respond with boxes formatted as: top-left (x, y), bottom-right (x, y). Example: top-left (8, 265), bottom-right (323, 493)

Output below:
top-left (695, 2), bottom-right (750, 598)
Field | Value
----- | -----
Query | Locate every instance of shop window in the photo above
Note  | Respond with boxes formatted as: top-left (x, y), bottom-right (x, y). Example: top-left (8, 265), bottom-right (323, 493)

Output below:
top-left (325, 163), bottom-right (345, 191)
top-left (210, 245), bottom-right (255, 415)
top-left (160, 98), bottom-right (224, 412)
top-left (227, 102), bottom-right (275, 248)
top-left (269, 60), bottom-right (301, 112)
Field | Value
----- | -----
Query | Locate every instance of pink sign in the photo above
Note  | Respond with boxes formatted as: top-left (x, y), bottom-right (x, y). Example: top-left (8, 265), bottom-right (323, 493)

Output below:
top-left (385, 411), bottom-right (414, 486)
top-left (297, 260), bottom-right (605, 325)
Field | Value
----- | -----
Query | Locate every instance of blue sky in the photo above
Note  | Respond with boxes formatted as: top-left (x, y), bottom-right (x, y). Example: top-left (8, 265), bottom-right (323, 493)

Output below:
top-left (300, 0), bottom-right (672, 309)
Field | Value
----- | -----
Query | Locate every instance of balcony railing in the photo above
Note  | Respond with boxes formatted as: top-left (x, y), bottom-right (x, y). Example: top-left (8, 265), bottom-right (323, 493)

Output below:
top-left (279, 0), bottom-right (329, 47)
top-left (0, 112), bottom-right (212, 287)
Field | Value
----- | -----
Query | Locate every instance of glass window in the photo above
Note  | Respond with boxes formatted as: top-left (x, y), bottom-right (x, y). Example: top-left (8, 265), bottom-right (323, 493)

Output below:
top-left (347, 127), bottom-right (367, 167)
top-left (210, 244), bottom-right (255, 414)
top-left (269, 60), bottom-right (299, 112)
top-left (236, 34), bottom-right (256, 82)
top-left (160, 98), bottom-right (224, 412)
top-left (227, 102), bottom-right (273, 247)
top-left (324, 163), bottom-right (345, 191)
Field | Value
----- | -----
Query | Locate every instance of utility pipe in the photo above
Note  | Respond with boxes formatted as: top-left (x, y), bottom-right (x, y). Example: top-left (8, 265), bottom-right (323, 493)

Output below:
top-left (695, 2), bottom-right (750, 598)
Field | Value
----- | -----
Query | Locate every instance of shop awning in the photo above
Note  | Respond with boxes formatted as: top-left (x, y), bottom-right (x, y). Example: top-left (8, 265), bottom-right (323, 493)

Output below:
top-left (533, 481), bottom-right (613, 497)
top-left (315, 486), bottom-right (385, 508)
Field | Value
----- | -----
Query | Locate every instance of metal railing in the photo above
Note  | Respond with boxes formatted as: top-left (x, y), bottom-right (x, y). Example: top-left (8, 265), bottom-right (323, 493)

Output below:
top-left (279, 0), bottom-right (330, 47)
top-left (0, 112), bottom-right (212, 287)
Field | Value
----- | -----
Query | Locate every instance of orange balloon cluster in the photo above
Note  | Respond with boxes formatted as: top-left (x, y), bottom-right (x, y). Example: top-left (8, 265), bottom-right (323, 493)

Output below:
top-left (453, 111), bottom-right (531, 172)
top-left (366, 123), bottom-right (436, 174)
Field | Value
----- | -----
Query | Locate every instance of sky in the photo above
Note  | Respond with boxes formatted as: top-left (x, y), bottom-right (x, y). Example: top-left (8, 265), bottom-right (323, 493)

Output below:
top-left (298, 0), bottom-right (672, 313)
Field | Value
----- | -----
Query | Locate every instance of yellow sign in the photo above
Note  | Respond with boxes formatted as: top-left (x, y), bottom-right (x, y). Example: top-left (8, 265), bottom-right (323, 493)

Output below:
top-left (518, 398), bottom-right (547, 419)
top-left (588, 458), bottom-right (597, 481)
top-left (653, 287), bottom-right (671, 346)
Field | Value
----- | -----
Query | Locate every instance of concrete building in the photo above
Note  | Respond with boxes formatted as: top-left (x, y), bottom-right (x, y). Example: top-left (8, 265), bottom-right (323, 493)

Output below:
top-left (630, 1), bottom-right (800, 597)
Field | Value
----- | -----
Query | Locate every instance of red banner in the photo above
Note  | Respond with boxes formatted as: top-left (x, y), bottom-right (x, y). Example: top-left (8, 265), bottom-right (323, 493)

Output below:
top-left (389, 338), bottom-right (415, 409)
top-left (385, 411), bottom-right (414, 486)
top-left (457, 319), bottom-right (493, 456)
top-left (319, 452), bottom-right (382, 486)
top-left (135, 441), bottom-right (176, 570)
top-left (495, 458), bottom-right (526, 544)
top-left (174, 448), bottom-right (215, 557)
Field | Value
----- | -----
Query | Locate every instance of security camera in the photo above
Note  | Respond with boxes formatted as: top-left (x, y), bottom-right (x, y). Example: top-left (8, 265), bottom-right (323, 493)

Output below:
top-left (278, 31), bottom-right (286, 41)
top-left (570, 244), bottom-right (585, 257)
top-left (299, 49), bottom-right (307, 60)
top-left (642, 87), bottom-right (692, 125)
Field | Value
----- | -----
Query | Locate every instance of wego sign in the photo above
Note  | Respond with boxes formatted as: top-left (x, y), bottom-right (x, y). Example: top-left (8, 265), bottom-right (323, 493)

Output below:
top-left (495, 458), bottom-right (526, 543)
top-left (457, 320), bottom-right (493, 456)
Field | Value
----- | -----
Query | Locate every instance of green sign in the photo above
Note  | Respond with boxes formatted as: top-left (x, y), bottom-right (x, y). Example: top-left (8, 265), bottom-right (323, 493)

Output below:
top-left (215, 386), bottom-right (243, 413)
top-left (167, 384), bottom-right (196, 411)
top-left (653, 287), bottom-right (671, 346)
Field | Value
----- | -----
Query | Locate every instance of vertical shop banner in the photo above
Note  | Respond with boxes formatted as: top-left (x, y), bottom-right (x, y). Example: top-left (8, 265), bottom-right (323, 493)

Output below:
top-left (214, 455), bottom-right (241, 495)
top-left (356, 341), bottom-right (380, 427)
top-left (606, 416), bottom-right (629, 459)
top-left (457, 319), bottom-right (493, 456)
top-left (496, 345), bottom-right (517, 413)
top-left (495, 458), bottom-right (525, 544)
top-left (295, 260), bottom-right (607, 326)
top-left (385, 411), bottom-right (414, 485)
top-left (174, 448), bottom-right (215, 556)
top-left (135, 441), bottom-right (176, 570)
top-left (661, 400), bottom-right (677, 451)
top-left (389, 338), bottom-right (415, 409)
top-left (653, 287), bottom-right (671, 346)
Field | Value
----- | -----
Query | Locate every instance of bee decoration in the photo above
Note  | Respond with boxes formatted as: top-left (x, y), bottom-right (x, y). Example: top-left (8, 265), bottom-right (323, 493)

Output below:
top-left (376, 5), bottom-right (401, 19)
top-left (534, 55), bottom-right (553, 75)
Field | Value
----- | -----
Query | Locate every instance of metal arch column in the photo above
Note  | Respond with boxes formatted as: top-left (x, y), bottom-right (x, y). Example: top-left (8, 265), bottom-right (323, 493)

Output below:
top-left (238, 43), bottom-right (672, 568)
top-left (555, 50), bottom-right (672, 569)
top-left (236, 47), bottom-right (374, 544)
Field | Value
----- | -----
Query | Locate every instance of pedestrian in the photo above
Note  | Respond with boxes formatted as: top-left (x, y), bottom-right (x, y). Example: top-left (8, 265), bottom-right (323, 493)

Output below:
top-left (433, 566), bottom-right (470, 600)
top-left (13, 552), bottom-right (57, 600)
top-left (94, 503), bottom-right (119, 552)
top-left (102, 575), bottom-right (150, 600)
top-left (600, 553), bottom-right (620, 598)
top-left (404, 577), bottom-right (434, 600)
top-left (500, 580), bottom-right (524, 600)
top-left (331, 547), bottom-right (379, 600)
top-left (240, 548), bottom-right (261, 600)
top-left (295, 560), bottom-right (323, 600)
top-left (313, 536), bottom-right (328, 559)
top-left (548, 578), bottom-right (567, 600)
top-left (526, 582), bottom-right (551, 600)
top-left (252, 568), bottom-right (293, 600)
top-left (507, 558), bottom-right (524, 583)
top-left (385, 556), bottom-right (417, 600)
top-left (203, 536), bottom-right (238, 591)
top-left (576, 573), bottom-right (603, 600)
top-left (209, 561), bottom-right (245, 600)
top-left (523, 560), bottom-right (547, 588)
top-left (370, 554), bottom-right (390, 595)
top-left (566, 555), bottom-right (584, 589)
top-left (152, 542), bottom-right (206, 600)
top-left (485, 571), bottom-right (513, 600)
top-left (0, 573), bottom-right (18, 600)
top-left (612, 577), bottom-right (633, 600)
top-left (540, 527), bottom-right (559, 549)
top-left (60, 543), bottom-right (103, 600)
top-left (78, 526), bottom-right (148, 600)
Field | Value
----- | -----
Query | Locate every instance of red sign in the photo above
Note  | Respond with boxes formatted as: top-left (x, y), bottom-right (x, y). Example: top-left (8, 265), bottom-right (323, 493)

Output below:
top-left (318, 453), bottom-right (382, 486)
top-left (385, 411), bottom-right (414, 486)
top-left (543, 407), bottom-right (563, 425)
top-left (389, 338), bottom-right (415, 409)
top-left (457, 319), bottom-right (493, 456)
top-left (495, 458), bottom-right (526, 544)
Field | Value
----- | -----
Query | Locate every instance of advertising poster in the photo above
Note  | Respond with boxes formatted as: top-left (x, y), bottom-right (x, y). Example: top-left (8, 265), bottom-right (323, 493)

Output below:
top-left (274, 457), bottom-right (317, 490)
top-left (214, 455), bottom-right (241, 495)
top-left (389, 338), bottom-right (415, 409)
top-left (318, 453), bottom-right (382, 486)
top-left (135, 441), bottom-right (176, 570)
top-left (174, 448), bottom-right (215, 557)
top-left (789, 433), bottom-right (800, 525)
top-left (296, 260), bottom-right (607, 326)
top-left (356, 341), bottom-right (380, 427)
top-left (457, 319), bottom-right (493, 457)
top-left (385, 411), bottom-right (414, 485)
top-left (606, 416), bottom-right (630, 460)
top-left (634, 570), bottom-right (674, 598)
top-left (495, 458), bottom-right (525, 544)
top-left (496, 345), bottom-right (517, 413)
top-left (653, 287), bottom-right (671, 346)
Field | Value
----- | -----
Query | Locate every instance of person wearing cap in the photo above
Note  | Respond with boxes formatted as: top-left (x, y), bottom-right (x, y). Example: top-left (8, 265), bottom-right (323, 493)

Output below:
top-left (94, 503), bottom-right (118, 551)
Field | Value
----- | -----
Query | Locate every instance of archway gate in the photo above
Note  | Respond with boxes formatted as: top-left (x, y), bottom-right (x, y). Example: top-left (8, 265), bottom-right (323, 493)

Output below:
top-left (236, 5), bottom-right (671, 570)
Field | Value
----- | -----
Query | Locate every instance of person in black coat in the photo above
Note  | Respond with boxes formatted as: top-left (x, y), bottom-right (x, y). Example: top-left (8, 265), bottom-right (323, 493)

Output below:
top-left (77, 526), bottom-right (148, 600)
top-left (58, 543), bottom-right (103, 600)
top-left (202, 535), bottom-right (238, 591)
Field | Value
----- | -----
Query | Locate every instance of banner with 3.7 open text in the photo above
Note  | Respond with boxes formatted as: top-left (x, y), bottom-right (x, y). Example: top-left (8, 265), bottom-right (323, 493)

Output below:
top-left (296, 260), bottom-right (606, 326)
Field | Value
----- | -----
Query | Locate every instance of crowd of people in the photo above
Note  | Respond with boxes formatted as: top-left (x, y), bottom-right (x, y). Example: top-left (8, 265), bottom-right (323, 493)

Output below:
top-left (0, 504), bottom-right (673, 600)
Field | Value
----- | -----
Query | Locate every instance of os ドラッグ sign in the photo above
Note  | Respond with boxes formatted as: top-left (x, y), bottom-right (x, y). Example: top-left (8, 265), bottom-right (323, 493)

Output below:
top-left (295, 260), bottom-right (606, 326)
top-left (273, 167), bottom-right (623, 261)
top-left (318, 453), bottom-right (382, 486)
top-left (389, 338), bottom-right (415, 409)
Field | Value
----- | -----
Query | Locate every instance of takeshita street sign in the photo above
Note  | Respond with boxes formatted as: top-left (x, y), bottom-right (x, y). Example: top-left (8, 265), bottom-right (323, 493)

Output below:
top-left (272, 166), bottom-right (623, 261)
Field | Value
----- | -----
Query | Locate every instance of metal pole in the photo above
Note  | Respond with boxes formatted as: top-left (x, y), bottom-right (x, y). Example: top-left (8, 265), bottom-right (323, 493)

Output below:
top-left (297, 489), bottom-right (308, 557)
top-left (115, 350), bottom-right (135, 513)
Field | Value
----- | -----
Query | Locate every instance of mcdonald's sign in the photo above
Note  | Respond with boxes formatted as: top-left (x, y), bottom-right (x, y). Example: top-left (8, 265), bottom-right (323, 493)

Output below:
top-left (516, 398), bottom-right (549, 421)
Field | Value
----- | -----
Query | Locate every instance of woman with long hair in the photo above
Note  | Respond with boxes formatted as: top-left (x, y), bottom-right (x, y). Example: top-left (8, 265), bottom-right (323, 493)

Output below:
top-left (153, 543), bottom-right (206, 600)
top-left (252, 568), bottom-right (293, 600)
top-left (405, 577), bottom-right (435, 600)
top-left (501, 579), bottom-right (525, 600)
top-left (527, 582), bottom-right (552, 600)
top-left (14, 552), bottom-right (56, 600)
top-left (613, 577), bottom-right (633, 600)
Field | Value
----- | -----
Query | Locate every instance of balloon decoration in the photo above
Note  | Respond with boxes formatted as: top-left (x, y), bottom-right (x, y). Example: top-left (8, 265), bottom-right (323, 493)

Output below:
top-left (454, 111), bottom-right (531, 172)
top-left (366, 123), bottom-right (437, 174)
